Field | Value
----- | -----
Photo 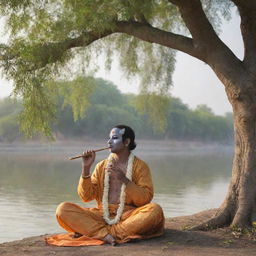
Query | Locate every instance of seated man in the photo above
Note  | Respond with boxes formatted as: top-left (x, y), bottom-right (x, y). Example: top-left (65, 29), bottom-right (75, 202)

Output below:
top-left (56, 124), bottom-right (165, 245)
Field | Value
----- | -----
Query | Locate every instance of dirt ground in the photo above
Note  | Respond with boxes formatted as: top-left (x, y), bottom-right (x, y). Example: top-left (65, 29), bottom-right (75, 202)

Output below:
top-left (1, 209), bottom-right (256, 256)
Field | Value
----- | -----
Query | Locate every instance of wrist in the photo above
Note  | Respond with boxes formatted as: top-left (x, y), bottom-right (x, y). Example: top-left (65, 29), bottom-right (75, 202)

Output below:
top-left (82, 174), bottom-right (91, 179)
top-left (82, 166), bottom-right (90, 177)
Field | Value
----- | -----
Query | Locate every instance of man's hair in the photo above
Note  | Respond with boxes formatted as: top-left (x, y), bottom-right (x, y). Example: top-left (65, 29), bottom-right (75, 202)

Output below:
top-left (114, 124), bottom-right (137, 151)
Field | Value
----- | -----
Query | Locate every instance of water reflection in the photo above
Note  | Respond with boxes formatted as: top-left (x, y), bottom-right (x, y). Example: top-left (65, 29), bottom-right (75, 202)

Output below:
top-left (0, 148), bottom-right (232, 243)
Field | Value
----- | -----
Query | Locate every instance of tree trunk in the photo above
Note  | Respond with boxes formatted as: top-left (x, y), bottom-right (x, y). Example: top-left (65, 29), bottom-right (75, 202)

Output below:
top-left (192, 76), bottom-right (256, 230)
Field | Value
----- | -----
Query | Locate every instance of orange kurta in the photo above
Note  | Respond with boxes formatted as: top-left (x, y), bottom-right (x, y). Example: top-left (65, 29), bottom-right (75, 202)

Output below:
top-left (48, 155), bottom-right (164, 245)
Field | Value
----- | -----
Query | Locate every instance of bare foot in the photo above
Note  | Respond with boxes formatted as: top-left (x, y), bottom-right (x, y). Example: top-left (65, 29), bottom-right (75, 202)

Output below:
top-left (103, 234), bottom-right (117, 246)
top-left (73, 232), bottom-right (83, 238)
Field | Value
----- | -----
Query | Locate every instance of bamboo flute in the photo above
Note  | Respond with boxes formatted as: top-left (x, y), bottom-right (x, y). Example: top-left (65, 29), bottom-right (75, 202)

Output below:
top-left (69, 147), bottom-right (110, 160)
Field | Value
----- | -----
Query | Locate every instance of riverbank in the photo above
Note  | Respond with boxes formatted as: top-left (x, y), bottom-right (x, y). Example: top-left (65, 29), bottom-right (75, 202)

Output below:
top-left (1, 209), bottom-right (256, 256)
top-left (0, 138), bottom-right (233, 157)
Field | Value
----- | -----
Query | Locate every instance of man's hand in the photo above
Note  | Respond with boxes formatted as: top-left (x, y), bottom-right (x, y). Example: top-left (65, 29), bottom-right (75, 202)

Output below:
top-left (82, 150), bottom-right (96, 168)
top-left (81, 150), bottom-right (96, 177)
top-left (107, 164), bottom-right (130, 185)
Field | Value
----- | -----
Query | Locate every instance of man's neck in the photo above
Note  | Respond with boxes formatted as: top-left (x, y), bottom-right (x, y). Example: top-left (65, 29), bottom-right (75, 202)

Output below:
top-left (113, 150), bottom-right (130, 164)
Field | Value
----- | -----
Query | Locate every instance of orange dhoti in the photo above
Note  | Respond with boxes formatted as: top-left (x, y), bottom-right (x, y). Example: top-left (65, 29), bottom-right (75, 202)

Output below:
top-left (56, 201), bottom-right (164, 243)
top-left (47, 155), bottom-right (165, 246)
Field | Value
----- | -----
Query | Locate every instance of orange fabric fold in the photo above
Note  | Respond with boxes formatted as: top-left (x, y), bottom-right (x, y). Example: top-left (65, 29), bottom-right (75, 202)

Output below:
top-left (45, 233), bottom-right (105, 246)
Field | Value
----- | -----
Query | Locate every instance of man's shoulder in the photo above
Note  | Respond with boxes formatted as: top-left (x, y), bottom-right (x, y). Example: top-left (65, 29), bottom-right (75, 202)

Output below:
top-left (134, 155), bottom-right (150, 169)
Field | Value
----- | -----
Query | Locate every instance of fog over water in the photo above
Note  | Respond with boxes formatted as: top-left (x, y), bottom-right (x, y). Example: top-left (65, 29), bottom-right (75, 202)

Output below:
top-left (0, 141), bottom-right (233, 243)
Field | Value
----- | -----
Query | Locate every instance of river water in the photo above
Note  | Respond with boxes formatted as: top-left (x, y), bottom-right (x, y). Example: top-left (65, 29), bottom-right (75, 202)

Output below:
top-left (0, 142), bottom-right (233, 243)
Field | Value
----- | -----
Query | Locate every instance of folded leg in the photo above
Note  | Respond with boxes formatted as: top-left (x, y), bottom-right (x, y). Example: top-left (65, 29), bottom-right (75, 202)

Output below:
top-left (110, 202), bottom-right (165, 242)
top-left (56, 202), bottom-right (109, 240)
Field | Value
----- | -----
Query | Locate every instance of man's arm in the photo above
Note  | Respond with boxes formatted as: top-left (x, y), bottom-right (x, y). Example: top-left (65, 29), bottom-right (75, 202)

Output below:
top-left (125, 159), bottom-right (154, 207)
top-left (77, 151), bottom-right (100, 202)
top-left (77, 163), bottom-right (101, 202)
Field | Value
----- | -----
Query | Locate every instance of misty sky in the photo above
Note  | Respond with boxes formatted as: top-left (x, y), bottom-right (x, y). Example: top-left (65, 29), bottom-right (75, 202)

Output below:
top-left (0, 10), bottom-right (243, 116)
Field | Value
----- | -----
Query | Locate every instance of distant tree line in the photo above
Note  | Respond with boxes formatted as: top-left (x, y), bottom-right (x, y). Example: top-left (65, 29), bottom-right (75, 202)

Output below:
top-left (0, 77), bottom-right (233, 143)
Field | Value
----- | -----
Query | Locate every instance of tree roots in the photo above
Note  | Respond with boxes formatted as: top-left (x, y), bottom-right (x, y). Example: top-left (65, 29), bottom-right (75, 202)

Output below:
top-left (189, 208), bottom-right (232, 231)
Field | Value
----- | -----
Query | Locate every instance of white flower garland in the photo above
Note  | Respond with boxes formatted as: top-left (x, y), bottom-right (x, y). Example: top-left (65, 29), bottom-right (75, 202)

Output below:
top-left (102, 153), bottom-right (134, 225)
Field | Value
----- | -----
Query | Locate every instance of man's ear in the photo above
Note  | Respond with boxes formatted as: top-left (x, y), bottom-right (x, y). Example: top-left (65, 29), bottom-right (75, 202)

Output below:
top-left (125, 138), bottom-right (131, 147)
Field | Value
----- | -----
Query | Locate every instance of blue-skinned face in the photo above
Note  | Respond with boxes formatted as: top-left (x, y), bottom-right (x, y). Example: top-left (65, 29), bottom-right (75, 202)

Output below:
top-left (108, 128), bottom-right (126, 153)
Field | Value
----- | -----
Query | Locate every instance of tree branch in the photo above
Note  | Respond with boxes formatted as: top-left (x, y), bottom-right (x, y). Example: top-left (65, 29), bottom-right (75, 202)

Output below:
top-left (40, 30), bottom-right (114, 65)
top-left (115, 21), bottom-right (202, 60)
top-left (169, 0), bottom-right (222, 52)
top-left (231, 1), bottom-right (256, 70)
top-left (167, 0), bottom-right (245, 89)
top-left (1, 21), bottom-right (202, 70)
top-left (0, 30), bottom-right (114, 70)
